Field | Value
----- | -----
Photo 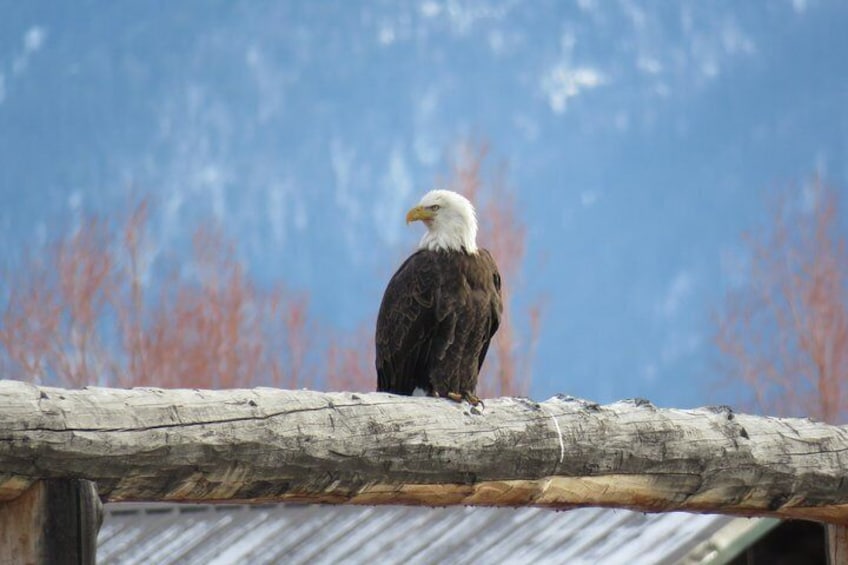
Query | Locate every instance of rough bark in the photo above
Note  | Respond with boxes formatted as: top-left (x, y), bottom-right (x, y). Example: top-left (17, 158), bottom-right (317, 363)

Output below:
top-left (1, 380), bottom-right (848, 523)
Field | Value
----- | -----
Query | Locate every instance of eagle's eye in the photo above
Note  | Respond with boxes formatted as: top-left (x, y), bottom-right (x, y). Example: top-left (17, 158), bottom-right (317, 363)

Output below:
top-left (429, 204), bottom-right (440, 211)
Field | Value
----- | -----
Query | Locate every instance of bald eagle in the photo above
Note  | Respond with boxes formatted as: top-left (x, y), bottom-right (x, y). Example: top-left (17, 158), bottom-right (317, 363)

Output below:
top-left (376, 189), bottom-right (502, 406)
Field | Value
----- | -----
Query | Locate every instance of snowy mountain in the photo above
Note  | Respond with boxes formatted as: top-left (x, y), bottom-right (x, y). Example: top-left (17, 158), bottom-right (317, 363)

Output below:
top-left (1, 1), bottom-right (847, 407)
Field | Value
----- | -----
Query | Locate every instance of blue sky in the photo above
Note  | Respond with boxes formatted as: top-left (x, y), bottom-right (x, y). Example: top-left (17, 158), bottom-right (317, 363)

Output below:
top-left (1, 1), bottom-right (846, 408)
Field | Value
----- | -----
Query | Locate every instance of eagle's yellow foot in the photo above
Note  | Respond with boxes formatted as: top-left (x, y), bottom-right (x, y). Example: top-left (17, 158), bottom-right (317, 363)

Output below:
top-left (463, 392), bottom-right (484, 409)
top-left (446, 391), bottom-right (485, 409)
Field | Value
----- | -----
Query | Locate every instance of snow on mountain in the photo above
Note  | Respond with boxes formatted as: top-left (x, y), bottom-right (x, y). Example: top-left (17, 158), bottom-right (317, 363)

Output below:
top-left (1, 1), bottom-right (847, 407)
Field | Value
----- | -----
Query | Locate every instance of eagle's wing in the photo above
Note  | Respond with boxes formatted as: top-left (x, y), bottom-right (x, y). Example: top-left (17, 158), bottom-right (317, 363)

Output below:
top-left (476, 249), bottom-right (503, 372)
top-left (376, 250), bottom-right (441, 394)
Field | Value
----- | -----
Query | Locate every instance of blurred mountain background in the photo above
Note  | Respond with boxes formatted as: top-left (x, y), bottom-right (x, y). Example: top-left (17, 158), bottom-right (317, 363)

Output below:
top-left (1, 1), bottom-right (847, 408)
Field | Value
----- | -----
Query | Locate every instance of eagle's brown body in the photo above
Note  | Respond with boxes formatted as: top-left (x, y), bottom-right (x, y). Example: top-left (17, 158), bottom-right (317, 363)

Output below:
top-left (376, 248), bottom-right (502, 398)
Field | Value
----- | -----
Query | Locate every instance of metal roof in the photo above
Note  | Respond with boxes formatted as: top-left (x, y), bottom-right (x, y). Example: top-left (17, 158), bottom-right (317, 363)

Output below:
top-left (97, 503), bottom-right (760, 565)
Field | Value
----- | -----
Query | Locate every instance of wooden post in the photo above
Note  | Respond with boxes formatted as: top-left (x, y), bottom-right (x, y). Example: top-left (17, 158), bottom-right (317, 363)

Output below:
top-left (0, 479), bottom-right (101, 565)
top-left (828, 525), bottom-right (848, 565)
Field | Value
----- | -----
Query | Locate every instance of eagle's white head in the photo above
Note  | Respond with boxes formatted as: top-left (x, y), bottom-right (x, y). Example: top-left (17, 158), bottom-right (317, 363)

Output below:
top-left (406, 189), bottom-right (478, 254)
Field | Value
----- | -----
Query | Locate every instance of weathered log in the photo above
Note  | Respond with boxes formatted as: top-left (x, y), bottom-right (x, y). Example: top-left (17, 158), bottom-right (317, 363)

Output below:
top-left (1, 380), bottom-right (848, 524)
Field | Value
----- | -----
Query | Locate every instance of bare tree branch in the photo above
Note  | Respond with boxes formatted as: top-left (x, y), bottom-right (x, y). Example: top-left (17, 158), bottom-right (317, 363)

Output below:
top-left (716, 179), bottom-right (848, 423)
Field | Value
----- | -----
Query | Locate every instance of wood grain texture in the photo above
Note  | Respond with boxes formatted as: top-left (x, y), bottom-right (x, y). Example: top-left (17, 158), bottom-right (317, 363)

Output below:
top-left (0, 480), bottom-right (45, 564)
top-left (1, 380), bottom-right (848, 523)
top-left (0, 479), bottom-right (100, 565)
top-left (829, 525), bottom-right (848, 564)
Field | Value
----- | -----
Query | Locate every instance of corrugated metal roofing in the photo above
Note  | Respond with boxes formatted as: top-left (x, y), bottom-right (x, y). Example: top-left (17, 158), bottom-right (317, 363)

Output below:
top-left (98, 503), bottom-right (741, 564)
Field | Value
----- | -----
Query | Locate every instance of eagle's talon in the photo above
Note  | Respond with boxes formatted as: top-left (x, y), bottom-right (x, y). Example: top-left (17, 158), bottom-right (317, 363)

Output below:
top-left (445, 391), bottom-right (484, 408)
top-left (463, 392), bottom-right (484, 408)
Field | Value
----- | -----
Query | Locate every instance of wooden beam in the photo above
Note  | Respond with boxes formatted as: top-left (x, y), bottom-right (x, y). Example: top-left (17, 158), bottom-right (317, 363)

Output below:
top-left (0, 479), bottom-right (101, 564)
top-left (1, 380), bottom-right (848, 523)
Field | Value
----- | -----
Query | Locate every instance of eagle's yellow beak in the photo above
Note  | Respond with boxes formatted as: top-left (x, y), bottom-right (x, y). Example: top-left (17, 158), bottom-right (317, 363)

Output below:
top-left (406, 205), bottom-right (435, 224)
